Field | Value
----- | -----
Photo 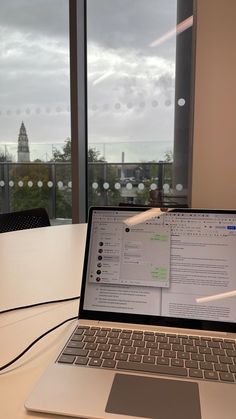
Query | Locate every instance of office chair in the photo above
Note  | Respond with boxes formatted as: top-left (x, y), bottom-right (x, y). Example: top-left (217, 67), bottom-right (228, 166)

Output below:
top-left (0, 208), bottom-right (50, 233)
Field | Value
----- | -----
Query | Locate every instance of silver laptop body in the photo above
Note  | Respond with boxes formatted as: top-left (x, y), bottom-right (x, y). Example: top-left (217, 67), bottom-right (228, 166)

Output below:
top-left (25, 207), bottom-right (236, 419)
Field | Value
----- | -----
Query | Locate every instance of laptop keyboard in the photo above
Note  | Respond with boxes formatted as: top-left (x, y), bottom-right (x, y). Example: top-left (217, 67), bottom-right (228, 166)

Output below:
top-left (57, 326), bottom-right (236, 384)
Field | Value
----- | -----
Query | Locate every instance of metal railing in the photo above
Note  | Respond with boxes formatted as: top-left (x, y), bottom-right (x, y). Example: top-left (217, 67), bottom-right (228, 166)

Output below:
top-left (0, 161), bottom-right (187, 220)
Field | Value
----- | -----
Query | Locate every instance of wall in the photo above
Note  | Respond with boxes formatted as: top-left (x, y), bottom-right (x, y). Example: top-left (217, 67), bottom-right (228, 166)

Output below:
top-left (191, 0), bottom-right (236, 208)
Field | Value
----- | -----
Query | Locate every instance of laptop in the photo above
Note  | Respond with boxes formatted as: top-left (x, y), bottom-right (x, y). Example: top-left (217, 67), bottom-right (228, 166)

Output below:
top-left (25, 206), bottom-right (236, 419)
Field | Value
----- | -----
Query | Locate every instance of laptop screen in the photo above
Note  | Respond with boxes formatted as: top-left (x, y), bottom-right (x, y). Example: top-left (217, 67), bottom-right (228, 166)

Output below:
top-left (81, 207), bottom-right (236, 330)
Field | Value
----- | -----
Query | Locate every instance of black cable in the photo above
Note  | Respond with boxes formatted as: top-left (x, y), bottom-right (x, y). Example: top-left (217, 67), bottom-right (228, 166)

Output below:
top-left (0, 296), bottom-right (80, 314)
top-left (0, 316), bottom-right (78, 372)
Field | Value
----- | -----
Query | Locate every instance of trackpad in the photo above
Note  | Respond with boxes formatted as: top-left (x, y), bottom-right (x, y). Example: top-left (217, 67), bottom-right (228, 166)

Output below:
top-left (105, 374), bottom-right (201, 419)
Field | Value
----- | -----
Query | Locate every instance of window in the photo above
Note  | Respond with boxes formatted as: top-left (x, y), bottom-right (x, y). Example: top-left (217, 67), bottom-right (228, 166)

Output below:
top-left (0, 0), bottom-right (71, 224)
top-left (71, 0), bottom-right (195, 221)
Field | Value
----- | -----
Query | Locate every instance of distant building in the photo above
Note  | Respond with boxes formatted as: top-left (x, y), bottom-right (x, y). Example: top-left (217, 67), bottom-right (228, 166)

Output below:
top-left (17, 121), bottom-right (30, 162)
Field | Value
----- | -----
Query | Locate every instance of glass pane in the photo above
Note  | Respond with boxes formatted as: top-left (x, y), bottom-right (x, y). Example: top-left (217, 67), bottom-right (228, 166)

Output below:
top-left (0, 0), bottom-right (71, 224)
top-left (87, 0), bottom-right (193, 207)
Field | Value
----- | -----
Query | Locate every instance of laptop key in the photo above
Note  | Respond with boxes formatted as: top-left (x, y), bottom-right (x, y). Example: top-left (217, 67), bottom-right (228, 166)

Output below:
top-left (171, 359), bottom-right (184, 367)
top-left (89, 358), bottom-right (102, 367)
top-left (215, 364), bottom-right (228, 372)
top-left (177, 352), bottom-right (190, 360)
top-left (204, 371), bottom-right (219, 381)
top-left (205, 355), bottom-right (218, 363)
top-left (116, 361), bottom-right (188, 377)
top-left (103, 360), bottom-right (116, 368)
top-left (89, 350), bottom-right (102, 358)
top-left (115, 353), bottom-right (128, 361)
top-left (58, 355), bottom-right (75, 364)
top-left (189, 369), bottom-right (203, 379)
top-left (110, 345), bottom-right (122, 352)
top-left (97, 344), bottom-right (110, 351)
top-left (137, 348), bottom-right (149, 355)
top-left (191, 353), bottom-right (204, 361)
top-left (219, 356), bottom-right (233, 365)
top-left (229, 365), bottom-right (236, 373)
top-left (75, 357), bottom-right (89, 365)
top-left (129, 354), bottom-right (142, 363)
top-left (63, 348), bottom-right (88, 357)
top-left (85, 343), bottom-right (97, 350)
top-left (121, 339), bottom-right (132, 346)
top-left (66, 349), bottom-right (88, 357)
top-left (185, 360), bottom-right (198, 369)
top-left (157, 357), bottom-right (169, 366)
top-left (102, 351), bottom-right (115, 360)
top-left (143, 356), bottom-right (155, 364)
top-left (219, 372), bottom-right (234, 382)
top-left (67, 341), bottom-right (85, 349)
top-left (200, 362), bottom-right (213, 371)
top-left (150, 349), bottom-right (162, 356)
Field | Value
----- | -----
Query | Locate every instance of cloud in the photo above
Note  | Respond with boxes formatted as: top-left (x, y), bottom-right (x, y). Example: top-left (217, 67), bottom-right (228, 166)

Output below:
top-left (0, 0), bottom-right (69, 38)
top-left (0, 0), bottom-right (178, 161)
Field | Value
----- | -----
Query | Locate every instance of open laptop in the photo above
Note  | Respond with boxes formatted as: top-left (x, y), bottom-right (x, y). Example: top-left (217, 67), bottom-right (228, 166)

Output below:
top-left (26, 206), bottom-right (236, 419)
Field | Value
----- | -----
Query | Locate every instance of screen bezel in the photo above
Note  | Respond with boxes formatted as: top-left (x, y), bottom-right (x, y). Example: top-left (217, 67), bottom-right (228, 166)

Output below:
top-left (79, 206), bottom-right (236, 333)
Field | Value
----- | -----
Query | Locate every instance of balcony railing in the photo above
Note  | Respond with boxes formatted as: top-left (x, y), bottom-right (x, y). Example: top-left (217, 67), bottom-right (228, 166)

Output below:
top-left (0, 161), bottom-right (187, 222)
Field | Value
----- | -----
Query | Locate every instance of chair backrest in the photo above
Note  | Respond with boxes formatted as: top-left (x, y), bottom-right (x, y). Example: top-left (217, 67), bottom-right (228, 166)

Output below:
top-left (0, 208), bottom-right (50, 233)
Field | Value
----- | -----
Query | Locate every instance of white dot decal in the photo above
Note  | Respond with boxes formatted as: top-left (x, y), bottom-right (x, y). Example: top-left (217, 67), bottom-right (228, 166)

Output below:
top-left (9, 181), bottom-right (14, 187)
top-left (126, 183), bottom-right (132, 190)
top-left (103, 182), bottom-right (109, 190)
top-left (138, 183), bottom-right (145, 190)
top-left (150, 183), bottom-right (157, 190)
top-left (0, 180), bottom-right (5, 187)
top-left (57, 181), bottom-right (63, 189)
top-left (47, 181), bottom-right (53, 188)
top-left (163, 183), bottom-right (170, 192)
top-left (176, 184), bottom-right (183, 191)
top-left (37, 181), bottom-right (43, 188)
top-left (68, 181), bottom-right (72, 188)
top-left (28, 181), bottom-right (33, 188)
top-left (92, 182), bottom-right (98, 190)
top-left (115, 183), bottom-right (121, 190)
top-left (152, 100), bottom-right (158, 108)
top-left (178, 98), bottom-right (186, 107)
top-left (18, 181), bottom-right (24, 187)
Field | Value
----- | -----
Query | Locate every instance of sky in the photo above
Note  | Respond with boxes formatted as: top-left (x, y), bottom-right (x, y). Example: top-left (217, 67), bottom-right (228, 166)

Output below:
top-left (0, 0), bottom-right (179, 162)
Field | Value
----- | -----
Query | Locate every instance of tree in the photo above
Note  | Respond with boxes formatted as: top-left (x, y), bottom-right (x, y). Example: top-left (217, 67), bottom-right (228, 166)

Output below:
top-left (53, 138), bottom-right (121, 207)
top-left (163, 149), bottom-right (173, 162)
top-left (52, 137), bottom-right (71, 162)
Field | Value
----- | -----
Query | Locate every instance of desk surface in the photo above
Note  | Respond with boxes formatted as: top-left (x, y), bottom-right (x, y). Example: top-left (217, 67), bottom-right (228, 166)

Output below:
top-left (0, 224), bottom-right (87, 419)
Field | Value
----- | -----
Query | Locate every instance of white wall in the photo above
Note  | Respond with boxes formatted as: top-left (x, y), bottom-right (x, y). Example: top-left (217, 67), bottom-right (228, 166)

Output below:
top-left (191, 0), bottom-right (236, 208)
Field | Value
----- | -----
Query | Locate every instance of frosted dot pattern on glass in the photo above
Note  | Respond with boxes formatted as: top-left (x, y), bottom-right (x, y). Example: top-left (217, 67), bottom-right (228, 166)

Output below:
top-left (103, 182), bottom-right (109, 190)
top-left (115, 182), bottom-right (121, 190)
top-left (178, 98), bottom-right (186, 106)
top-left (176, 183), bottom-right (183, 191)
top-left (126, 182), bottom-right (132, 190)
top-left (163, 183), bottom-right (170, 192)
top-left (92, 182), bottom-right (98, 190)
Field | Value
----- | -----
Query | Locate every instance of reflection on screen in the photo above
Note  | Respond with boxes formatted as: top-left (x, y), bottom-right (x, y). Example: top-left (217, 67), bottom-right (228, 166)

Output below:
top-left (83, 210), bottom-right (236, 323)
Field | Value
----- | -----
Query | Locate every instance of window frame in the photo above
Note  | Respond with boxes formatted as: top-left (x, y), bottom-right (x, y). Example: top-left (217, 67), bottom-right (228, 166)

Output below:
top-left (70, 0), bottom-right (196, 222)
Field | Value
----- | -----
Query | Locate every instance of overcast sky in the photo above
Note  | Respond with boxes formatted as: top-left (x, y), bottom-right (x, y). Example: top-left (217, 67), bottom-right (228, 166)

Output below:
top-left (0, 0), bottom-right (179, 162)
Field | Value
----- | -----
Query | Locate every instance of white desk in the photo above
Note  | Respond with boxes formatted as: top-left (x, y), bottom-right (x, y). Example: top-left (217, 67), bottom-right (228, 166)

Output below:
top-left (0, 224), bottom-right (87, 419)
